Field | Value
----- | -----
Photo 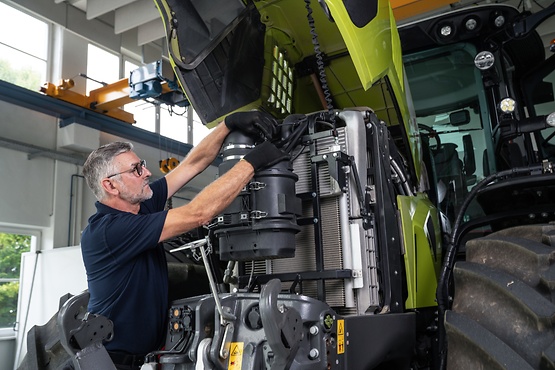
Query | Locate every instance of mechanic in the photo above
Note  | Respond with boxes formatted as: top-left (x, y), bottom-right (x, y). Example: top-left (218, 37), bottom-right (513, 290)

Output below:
top-left (80, 111), bottom-right (286, 370)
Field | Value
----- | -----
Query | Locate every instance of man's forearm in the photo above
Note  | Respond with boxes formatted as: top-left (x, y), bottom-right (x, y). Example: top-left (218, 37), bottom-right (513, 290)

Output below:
top-left (188, 159), bottom-right (254, 225)
top-left (183, 121), bottom-right (229, 172)
top-left (160, 159), bottom-right (254, 242)
top-left (165, 121), bottom-right (230, 197)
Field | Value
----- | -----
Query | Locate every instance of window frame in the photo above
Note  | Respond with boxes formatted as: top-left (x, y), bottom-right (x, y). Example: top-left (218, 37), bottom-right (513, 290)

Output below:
top-left (0, 226), bottom-right (40, 339)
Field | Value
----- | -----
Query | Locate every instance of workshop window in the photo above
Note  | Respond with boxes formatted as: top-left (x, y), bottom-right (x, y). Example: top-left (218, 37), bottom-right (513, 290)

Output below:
top-left (0, 232), bottom-right (34, 333)
top-left (86, 44), bottom-right (119, 95)
top-left (0, 2), bottom-right (49, 91)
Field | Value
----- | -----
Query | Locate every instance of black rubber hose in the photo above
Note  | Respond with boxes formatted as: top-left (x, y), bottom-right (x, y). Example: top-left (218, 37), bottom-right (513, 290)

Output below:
top-left (437, 164), bottom-right (544, 370)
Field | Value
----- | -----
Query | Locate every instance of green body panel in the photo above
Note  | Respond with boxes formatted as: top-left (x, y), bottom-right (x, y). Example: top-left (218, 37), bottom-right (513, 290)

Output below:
top-left (323, 0), bottom-right (422, 181)
top-left (398, 194), bottom-right (442, 309)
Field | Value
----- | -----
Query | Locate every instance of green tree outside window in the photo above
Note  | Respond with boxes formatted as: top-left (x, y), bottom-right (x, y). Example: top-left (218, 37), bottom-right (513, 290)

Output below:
top-left (0, 233), bottom-right (31, 328)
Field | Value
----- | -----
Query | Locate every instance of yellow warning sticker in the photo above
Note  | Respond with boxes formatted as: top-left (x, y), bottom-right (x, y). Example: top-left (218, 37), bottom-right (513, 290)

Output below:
top-left (228, 342), bottom-right (244, 370)
top-left (337, 319), bottom-right (345, 354)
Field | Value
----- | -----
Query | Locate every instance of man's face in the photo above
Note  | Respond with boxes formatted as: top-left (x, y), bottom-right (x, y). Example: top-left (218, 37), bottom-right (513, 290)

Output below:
top-left (109, 151), bottom-right (153, 204)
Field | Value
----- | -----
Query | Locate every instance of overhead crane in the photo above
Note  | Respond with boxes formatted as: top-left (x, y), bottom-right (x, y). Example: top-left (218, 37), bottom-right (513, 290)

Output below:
top-left (40, 59), bottom-right (188, 124)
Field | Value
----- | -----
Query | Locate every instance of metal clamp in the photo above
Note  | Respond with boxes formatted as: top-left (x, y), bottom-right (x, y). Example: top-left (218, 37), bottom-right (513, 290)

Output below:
top-left (250, 210), bottom-right (268, 219)
top-left (249, 181), bottom-right (267, 191)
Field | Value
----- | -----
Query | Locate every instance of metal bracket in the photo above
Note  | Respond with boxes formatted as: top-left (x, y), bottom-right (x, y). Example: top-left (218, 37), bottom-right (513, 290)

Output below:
top-left (311, 150), bottom-right (351, 192)
top-left (219, 320), bottom-right (235, 359)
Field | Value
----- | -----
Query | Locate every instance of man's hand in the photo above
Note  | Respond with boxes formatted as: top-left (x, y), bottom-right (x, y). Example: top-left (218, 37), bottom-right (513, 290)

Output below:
top-left (243, 141), bottom-right (289, 171)
top-left (225, 111), bottom-right (277, 140)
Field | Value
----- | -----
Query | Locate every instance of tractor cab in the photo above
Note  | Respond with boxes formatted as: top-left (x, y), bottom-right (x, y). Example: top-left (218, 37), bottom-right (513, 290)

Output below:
top-left (400, 4), bottom-right (555, 230)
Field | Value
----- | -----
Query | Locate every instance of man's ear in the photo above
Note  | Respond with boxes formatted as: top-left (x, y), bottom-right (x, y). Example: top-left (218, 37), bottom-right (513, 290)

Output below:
top-left (101, 178), bottom-right (119, 196)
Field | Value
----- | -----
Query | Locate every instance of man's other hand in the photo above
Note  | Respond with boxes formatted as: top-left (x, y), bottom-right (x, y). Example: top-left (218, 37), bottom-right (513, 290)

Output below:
top-left (243, 141), bottom-right (289, 171)
top-left (224, 111), bottom-right (277, 140)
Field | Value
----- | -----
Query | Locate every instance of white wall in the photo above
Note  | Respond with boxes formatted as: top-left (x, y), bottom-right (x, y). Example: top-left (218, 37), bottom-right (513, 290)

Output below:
top-left (14, 247), bottom-right (88, 369)
top-left (0, 336), bottom-right (15, 370)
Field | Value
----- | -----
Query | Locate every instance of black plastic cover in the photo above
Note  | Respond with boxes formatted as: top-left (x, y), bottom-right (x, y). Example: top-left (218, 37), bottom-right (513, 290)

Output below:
top-left (156, 0), bottom-right (266, 125)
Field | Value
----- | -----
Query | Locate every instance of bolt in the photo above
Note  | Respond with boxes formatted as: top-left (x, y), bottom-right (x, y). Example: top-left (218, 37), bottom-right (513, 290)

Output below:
top-left (309, 348), bottom-right (319, 359)
top-left (309, 325), bottom-right (319, 335)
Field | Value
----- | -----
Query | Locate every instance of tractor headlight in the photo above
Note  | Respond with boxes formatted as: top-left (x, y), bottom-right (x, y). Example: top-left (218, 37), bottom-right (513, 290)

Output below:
top-left (465, 17), bottom-right (479, 31)
top-left (474, 51), bottom-right (495, 70)
top-left (500, 98), bottom-right (516, 113)
top-left (438, 22), bottom-right (454, 38)
top-left (493, 12), bottom-right (505, 28)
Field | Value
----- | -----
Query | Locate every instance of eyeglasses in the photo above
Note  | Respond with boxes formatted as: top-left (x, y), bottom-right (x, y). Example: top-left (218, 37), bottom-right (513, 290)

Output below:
top-left (107, 159), bottom-right (147, 178)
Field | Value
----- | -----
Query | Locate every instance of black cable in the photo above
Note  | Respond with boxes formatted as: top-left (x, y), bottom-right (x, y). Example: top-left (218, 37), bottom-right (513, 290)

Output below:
top-left (291, 144), bottom-right (308, 162)
top-left (304, 0), bottom-right (335, 115)
top-left (275, 116), bottom-right (307, 150)
top-left (283, 119), bottom-right (310, 154)
top-left (437, 164), bottom-right (544, 370)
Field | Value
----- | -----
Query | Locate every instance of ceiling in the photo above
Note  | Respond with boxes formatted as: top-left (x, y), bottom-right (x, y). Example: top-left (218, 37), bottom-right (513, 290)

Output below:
top-left (54, 0), bottom-right (166, 47)
top-left (48, 0), bottom-right (555, 52)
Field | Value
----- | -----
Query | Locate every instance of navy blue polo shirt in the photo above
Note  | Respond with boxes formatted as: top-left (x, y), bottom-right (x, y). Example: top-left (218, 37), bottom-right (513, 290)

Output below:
top-left (81, 178), bottom-right (169, 355)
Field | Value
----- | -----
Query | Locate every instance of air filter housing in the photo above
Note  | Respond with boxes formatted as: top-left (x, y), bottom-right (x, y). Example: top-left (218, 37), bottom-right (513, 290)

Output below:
top-left (214, 131), bottom-right (301, 261)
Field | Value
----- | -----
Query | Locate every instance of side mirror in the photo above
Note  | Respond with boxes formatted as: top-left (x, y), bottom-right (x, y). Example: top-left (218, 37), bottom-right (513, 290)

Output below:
top-left (450, 110), bottom-right (471, 126)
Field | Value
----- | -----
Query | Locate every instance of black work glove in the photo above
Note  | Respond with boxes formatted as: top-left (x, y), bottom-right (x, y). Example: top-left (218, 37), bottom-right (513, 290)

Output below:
top-left (243, 141), bottom-right (290, 172)
top-left (225, 111), bottom-right (277, 140)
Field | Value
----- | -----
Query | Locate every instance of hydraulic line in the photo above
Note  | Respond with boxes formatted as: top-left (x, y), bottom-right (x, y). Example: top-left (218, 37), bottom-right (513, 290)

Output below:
top-left (437, 163), bottom-right (547, 370)
top-left (390, 156), bottom-right (413, 196)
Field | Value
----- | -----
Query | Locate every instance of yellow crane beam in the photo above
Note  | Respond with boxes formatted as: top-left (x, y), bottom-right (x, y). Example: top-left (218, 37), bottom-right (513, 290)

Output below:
top-left (41, 78), bottom-right (136, 123)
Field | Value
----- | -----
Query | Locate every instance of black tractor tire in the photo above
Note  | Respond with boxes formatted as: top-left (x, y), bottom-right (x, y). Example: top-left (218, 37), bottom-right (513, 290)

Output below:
top-left (445, 224), bottom-right (555, 370)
